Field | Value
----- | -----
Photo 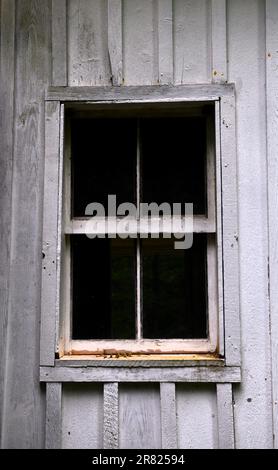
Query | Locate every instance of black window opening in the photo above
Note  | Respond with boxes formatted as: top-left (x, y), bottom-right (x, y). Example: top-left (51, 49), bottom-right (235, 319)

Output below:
top-left (70, 111), bottom-right (211, 341)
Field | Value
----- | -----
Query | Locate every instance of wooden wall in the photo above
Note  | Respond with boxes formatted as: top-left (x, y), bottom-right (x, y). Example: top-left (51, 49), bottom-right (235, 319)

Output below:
top-left (0, 0), bottom-right (277, 448)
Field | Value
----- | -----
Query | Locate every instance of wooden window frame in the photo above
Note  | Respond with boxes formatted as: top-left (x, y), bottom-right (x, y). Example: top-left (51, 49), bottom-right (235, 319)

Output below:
top-left (40, 84), bottom-right (240, 382)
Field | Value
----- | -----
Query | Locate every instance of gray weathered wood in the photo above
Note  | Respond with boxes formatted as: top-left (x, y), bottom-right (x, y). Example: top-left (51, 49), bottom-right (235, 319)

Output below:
top-left (211, 0), bottom-right (227, 83)
top-left (220, 93), bottom-right (241, 366)
top-left (108, 0), bottom-right (122, 86)
top-left (46, 83), bottom-right (234, 101)
top-left (119, 384), bottom-right (161, 448)
top-left (160, 383), bottom-right (177, 448)
top-left (1, 0), bottom-right (49, 449)
top-left (55, 358), bottom-right (225, 368)
top-left (0, 0), bottom-right (15, 446)
top-left (46, 383), bottom-right (62, 449)
top-left (67, 0), bottom-right (110, 86)
top-left (40, 366), bottom-right (241, 383)
top-left (123, 0), bottom-right (155, 85)
top-left (173, 0), bottom-right (210, 84)
top-left (52, 0), bottom-right (67, 86)
top-left (103, 383), bottom-right (119, 449)
top-left (158, 0), bottom-right (173, 85)
top-left (266, 0), bottom-right (278, 449)
top-left (40, 101), bottom-right (61, 366)
top-left (216, 383), bottom-right (235, 449)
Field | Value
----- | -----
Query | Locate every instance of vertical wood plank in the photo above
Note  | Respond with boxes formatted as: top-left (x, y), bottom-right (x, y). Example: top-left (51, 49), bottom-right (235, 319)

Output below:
top-left (40, 101), bottom-right (61, 366)
top-left (220, 92), bottom-right (241, 367)
top-left (228, 0), bottom-right (272, 449)
top-left (122, 0), bottom-right (156, 85)
top-left (62, 384), bottom-right (103, 449)
top-left (158, 0), bottom-right (173, 84)
top-left (2, 0), bottom-right (50, 448)
top-left (119, 384), bottom-right (161, 449)
top-left (68, 0), bottom-right (110, 86)
top-left (51, 0), bottom-right (67, 86)
top-left (211, 0), bottom-right (227, 83)
top-left (0, 0), bottom-right (15, 447)
top-left (160, 383), bottom-right (177, 449)
top-left (46, 383), bottom-right (62, 449)
top-left (216, 383), bottom-right (235, 449)
top-left (108, 0), bottom-right (123, 85)
top-left (103, 383), bottom-right (119, 449)
top-left (266, 0), bottom-right (278, 449)
top-left (173, 0), bottom-right (211, 84)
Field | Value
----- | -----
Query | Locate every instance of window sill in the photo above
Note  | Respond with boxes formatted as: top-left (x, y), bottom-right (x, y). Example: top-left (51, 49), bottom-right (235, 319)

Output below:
top-left (40, 356), bottom-right (241, 383)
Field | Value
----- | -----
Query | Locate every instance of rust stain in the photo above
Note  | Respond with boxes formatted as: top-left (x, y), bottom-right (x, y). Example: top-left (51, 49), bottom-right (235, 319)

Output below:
top-left (66, 350), bottom-right (221, 361)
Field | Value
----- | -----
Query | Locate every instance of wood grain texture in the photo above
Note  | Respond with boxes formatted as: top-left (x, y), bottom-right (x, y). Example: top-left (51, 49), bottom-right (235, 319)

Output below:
top-left (160, 383), bottom-right (177, 448)
top-left (40, 101), bottom-right (60, 366)
top-left (51, 0), bottom-right (67, 85)
top-left (46, 83), bottom-right (234, 101)
top-left (173, 0), bottom-right (211, 84)
top-left (1, 0), bottom-right (50, 449)
top-left (227, 0), bottom-right (273, 449)
top-left (68, 0), bottom-right (110, 86)
top-left (157, 0), bottom-right (173, 84)
top-left (103, 383), bottom-right (119, 449)
top-left (211, 0), bottom-right (227, 83)
top-left (119, 384), bottom-right (161, 448)
top-left (40, 366), bottom-right (241, 383)
top-left (108, 0), bottom-right (122, 85)
top-left (266, 0), bottom-right (278, 449)
top-left (0, 0), bottom-right (15, 447)
top-left (220, 93), bottom-right (240, 366)
top-left (46, 383), bottom-right (62, 449)
top-left (216, 383), bottom-right (235, 448)
top-left (122, 0), bottom-right (156, 85)
top-left (62, 384), bottom-right (103, 449)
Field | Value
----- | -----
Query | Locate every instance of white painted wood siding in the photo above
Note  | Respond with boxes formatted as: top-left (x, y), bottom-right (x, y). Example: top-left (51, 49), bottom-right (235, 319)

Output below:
top-left (0, 0), bottom-right (275, 449)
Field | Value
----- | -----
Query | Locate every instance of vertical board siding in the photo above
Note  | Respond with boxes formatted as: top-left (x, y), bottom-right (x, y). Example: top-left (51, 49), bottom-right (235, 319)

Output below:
top-left (119, 384), bottom-right (161, 449)
top-left (62, 384), bottom-right (103, 449)
top-left (216, 383), bottom-right (235, 449)
top-left (157, 0), bottom-right (173, 84)
top-left (211, 0), bottom-right (227, 83)
top-left (1, 0), bottom-right (50, 448)
top-left (0, 0), bottom-right (15, 446)
top-left (176, 384), bottom-right (218, 449)
top-left (103, 383), bottom-right (119, 449)
top-left (68, 0), bottom-right (110, 86)
top-left (51, 0), bottom-right (67, 86)
top-left (160, 383), bottom-right (177, 449)
top-left (266, 0), bottom-right (278, 449)
top-left (227, 0), bottom-right (273, 448)
top-left (173, 0), bottom-right (211, 84)
top-left (46, 383), bottom-right (62, 449)
top-left (123, 0), bottom-right (157, 85)
top-left (108, 0), bottom-right (123, 86)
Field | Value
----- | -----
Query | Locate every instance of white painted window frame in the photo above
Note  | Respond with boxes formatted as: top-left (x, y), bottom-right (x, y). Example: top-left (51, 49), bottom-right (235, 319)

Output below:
top-left (40, 84), bottom-right (240, 378)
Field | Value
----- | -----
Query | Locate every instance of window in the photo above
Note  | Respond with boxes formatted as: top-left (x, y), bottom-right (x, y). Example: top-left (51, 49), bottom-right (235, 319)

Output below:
top-left (41, 85), bottom-right (240, 372)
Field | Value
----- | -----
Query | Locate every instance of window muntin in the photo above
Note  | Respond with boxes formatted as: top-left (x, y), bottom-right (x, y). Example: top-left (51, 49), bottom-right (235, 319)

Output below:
top-left (61, 103), bottom-right (218, 356)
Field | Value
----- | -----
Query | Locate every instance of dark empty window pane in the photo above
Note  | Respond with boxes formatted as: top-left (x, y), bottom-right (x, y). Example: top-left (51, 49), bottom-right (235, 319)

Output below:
top-left (72, 119), bottom-right (136, 216)
top-left (72, 236), bottom-right (136, 339)
top-left (141, 118), bottom-right (206, 214)
top-left (142, 236), bottom-right (207, 339)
